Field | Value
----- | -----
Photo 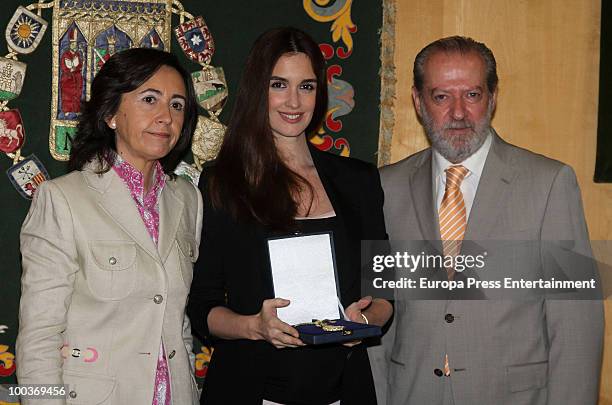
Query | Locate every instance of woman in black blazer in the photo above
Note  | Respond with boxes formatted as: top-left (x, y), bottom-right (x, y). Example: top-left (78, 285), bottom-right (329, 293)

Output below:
top-left (187, 27), bottom-right (392, 405)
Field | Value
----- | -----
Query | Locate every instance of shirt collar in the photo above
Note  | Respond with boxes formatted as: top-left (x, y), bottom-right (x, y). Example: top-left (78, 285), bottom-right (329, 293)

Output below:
top-left (432, 129), bottom-right (493, 181)
top-left (111, 153), bottom-right (166, 206)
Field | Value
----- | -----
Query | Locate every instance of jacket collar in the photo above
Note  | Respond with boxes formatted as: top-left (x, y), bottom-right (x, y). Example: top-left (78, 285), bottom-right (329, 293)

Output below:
top-left (306, 141), bottom-right (339, 213)
top-left (82, 161), bottom-right (184, 265)
top-left (308, 141), bottom-right (339, 179)
top-left (464, 130), bottom-right (517, 240)
top-left (409, 148), bottom-right (441, 243)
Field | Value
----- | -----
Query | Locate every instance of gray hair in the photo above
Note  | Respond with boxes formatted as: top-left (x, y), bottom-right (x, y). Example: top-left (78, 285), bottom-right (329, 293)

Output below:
top-left (413, 36), bottom-right (498, 94)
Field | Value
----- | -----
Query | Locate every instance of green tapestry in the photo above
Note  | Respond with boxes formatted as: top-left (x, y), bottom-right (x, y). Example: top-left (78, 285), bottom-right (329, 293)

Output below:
top-left (0, 0), bottom-right (382, 387)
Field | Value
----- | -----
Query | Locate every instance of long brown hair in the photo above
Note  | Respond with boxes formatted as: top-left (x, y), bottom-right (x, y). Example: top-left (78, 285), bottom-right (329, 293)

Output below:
top-left (209, 27), bottom-right (327, 230)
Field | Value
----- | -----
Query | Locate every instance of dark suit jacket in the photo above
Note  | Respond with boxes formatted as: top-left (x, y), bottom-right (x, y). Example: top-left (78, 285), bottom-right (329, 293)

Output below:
top-left (187, 145), bottom-right (387, 405)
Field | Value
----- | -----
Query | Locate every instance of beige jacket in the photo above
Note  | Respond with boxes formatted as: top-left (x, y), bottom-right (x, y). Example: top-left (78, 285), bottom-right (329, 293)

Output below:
top-left (16, 165), bottom-right (203, 404)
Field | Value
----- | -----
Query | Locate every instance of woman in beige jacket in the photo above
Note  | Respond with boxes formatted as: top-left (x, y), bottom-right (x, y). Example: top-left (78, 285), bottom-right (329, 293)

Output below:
top-left (16, 48), bottom-right (202, 404)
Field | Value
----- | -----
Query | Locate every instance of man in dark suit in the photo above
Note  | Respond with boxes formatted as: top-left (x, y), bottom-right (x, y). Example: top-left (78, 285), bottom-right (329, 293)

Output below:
top-left (372, 36), bottom-right (604, 405)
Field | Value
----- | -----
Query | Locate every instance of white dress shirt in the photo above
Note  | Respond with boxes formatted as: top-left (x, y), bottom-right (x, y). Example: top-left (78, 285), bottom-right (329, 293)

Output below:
top-left (432, 132), bottom-right (493, 221)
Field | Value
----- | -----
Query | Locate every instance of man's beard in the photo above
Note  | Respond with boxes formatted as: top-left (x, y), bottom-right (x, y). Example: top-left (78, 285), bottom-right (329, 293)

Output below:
top-left (420, 99), bottom-right (494, 163)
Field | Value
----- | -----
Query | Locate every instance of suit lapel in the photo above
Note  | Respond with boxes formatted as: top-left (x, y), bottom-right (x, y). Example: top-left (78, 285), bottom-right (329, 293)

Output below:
top-left (309, 144), bottom-right (340, 212)
top-left (309, 145), bottom-right (361, 301)
top-left (87, 169), bottom-right (161, 263)
top-left (410, 154), bottom-right (441, 242)
top-left (464, 134), bottom-right (517, 241)
top-left (309, 145), bottom-right (360, 237)
top-left (158, 180), bottom-right (184, 264)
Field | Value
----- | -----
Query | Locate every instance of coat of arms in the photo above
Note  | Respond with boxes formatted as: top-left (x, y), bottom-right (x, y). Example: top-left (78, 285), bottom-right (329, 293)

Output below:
top-left (192, 65), bottom-right (227, 112)
top-left (175, 16), bottom-right (215, 65)
top-left (0, 57), bottom-right (26, 101)
top-left (5, 6), bottom-right (48, 54)
top-left (6, 154), bottom-right (49, 199)
top-left (0, 110), bottom-right (25, 154)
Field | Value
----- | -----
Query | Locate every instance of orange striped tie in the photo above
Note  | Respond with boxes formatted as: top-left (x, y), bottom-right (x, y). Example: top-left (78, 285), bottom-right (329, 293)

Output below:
top-left (439, 165), bottom-right (469, 280)
top-left (439, 165), bottom-right (468, 377)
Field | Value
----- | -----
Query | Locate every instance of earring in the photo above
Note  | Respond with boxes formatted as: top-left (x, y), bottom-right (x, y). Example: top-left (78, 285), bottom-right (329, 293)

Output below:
top-left (110, 122), bottom-right (116, 129)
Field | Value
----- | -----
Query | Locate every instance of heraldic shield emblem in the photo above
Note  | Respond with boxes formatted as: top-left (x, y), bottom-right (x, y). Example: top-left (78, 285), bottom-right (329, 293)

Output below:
top-left (6, 154), bottom-right (49, 200)
top-left (5, 6), bottom-right (48, 55)
top-left (0, 57), bottom-right (27, 101)
top-left (50, 0), bottom-right (173, 161)
top-left (192, 66), bottom-right (227, 112)
top-left (0, 109), bottom-right (26, 154)
top-left (175, 16), bottom-right (215, 64)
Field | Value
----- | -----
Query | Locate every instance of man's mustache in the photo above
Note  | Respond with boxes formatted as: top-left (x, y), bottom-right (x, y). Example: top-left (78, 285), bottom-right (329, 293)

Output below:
top-left (443, 120), bottom-right (474, 130)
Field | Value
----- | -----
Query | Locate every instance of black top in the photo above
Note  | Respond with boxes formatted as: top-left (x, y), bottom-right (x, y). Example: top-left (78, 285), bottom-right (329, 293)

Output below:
top-left (187, 145), bottom-right (387, 405)
top-left (263, 216), bottom-right (347, 403)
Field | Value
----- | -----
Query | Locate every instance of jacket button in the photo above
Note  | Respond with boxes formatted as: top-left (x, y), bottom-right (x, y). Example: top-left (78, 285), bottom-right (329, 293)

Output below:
top-left (445, 314), bottom-right (454, 323)
top-left (108, 256), bottom-right (117, 265)
top-left (434, 368), bottom-right (444, 377)
top-left (153, 295), bottom-right (163, 304)
top-left (69, 390), bottom-right (77, 398)
top-left (168, 350), bottom-right (176, 359)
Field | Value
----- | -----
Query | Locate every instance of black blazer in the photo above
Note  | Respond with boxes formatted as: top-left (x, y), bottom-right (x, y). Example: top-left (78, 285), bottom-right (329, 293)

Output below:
top-left (188, 145), bottom-right (387, 404)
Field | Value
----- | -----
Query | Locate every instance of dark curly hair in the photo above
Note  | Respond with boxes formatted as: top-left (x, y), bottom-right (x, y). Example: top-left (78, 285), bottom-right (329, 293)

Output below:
top-left (68, 47), bottom-right (198, 174)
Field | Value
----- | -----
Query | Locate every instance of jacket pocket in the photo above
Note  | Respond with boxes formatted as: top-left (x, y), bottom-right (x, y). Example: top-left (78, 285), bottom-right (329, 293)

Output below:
top-left (176, 234), bottom-right (198, 288)
top-left (87, 241), bottom-right (137, 300)
top-left (506, 361), bottom-right (548, 393)
top-left (63, 370), bottom-right (115, 404)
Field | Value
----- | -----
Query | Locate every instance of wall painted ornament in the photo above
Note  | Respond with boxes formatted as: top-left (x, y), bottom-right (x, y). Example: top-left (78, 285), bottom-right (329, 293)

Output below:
top-left (304, 0), bottom-right (356, 157)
